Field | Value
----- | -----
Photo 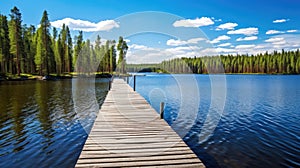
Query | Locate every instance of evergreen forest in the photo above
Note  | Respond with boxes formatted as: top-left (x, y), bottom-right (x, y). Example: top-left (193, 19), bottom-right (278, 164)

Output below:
top-left (1, 7), bottom-right (300, 77)
top-left (0, 7), bottom-right (128, 77)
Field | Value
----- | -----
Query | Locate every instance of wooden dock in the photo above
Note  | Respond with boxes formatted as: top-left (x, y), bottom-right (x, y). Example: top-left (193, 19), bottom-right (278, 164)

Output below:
top-left (75, 79), bottom-right (205, 167)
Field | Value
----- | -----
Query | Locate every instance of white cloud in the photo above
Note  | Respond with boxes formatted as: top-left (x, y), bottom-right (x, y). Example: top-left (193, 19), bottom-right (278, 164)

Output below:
top-left (273, 19), bottom-right (289, 23)
top-left (173, 17), bottom-right (214, 27)
top-left (218, 43), bottom-right (231, 47)
top-left (236, 36), bottom-right (258, 41)
top-left (207, 35), bottom-right (300, 56)
top-left (212, 17), bottom-right (222, 22)
top-left (51, 18), bottom-right (119, 32)
top-left (270, 35), bottom-right (300, 48)
top-left (166, 37), bottom-right (206, 46)
top-left (166, 39), bottom-right (188, 46)
top-left (210, 35), bottom-right (230, 44)
top-left (273, 40), bottom-right (287, 45)
top-left (126, 50), bottom-right (168, 64)
top-left (254, 45), bottom-right (265, 49)
top-left (129, 44), bottom-right (159, 51)
top-left (127, 44), bottom-right (164, 63)
top-left (127, 44), bottom-right (201, 63)
top-left (124, 39), bottom-right (131, 43)
top-left (165, 46), bottom-right (200, 55)
top-left (287, 30), bottom-right (298, 33)
top-left (227, 27), bottom-right (258, 36)
top-left (265, 37), bottom-right (285, 43)
top-left (235, 44), bottom-right (256, 49)
top-left (264, 37), bottom-right (287, 46)
top-left (216, 47), bottom-right (236, 53)
top-left (200, 47), bottom-right (236, 55)
top-left (215, 35), bottom-right (231, 41)
top-left (216, 22), bottom-right (238, 30)
top-left (187, 38), bottom-right (206, 44)
top-left (204, 35), bottom-right (300, 56)
top-left (127, 34), bottom-right (300, 63)
top-left (247, 34), bottom-right (300, 53)
top-left (266, 30), bottom-right (284, 35)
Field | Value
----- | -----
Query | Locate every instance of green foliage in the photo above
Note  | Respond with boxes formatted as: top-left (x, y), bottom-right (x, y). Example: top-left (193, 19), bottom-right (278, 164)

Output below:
top-left (117, 36), bottom-right (128, 74)
top-left (126, 64), bottom-right (167, 73)
top-left (35, 28), bottom-right (43, 74)
top-left (0, 15), bottom-right (10, 73)
top-left (73, 31), bottom-right (83, 68)
top-left (9, 6), bottom-right (23, 75)
top-left (66, 26), bottom-right (72, 73)
top-left (23, 25), bottom-right (36, 74)
top-left (75, 38), bottom-right (117, 75)
top-left (1, 6), bottom-right (299, 76)
top-left (34, 10), bottom-right (54, 75)
top-left (160, 50), bottom-right (300, 74)
top-left (0, 7), bottom-right (119, 76)
top-left (110, 40), bottom-right (117, 72)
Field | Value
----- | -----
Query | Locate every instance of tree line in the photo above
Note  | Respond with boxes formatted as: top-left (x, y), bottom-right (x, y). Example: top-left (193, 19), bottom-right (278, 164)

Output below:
top-left (127, 49), bottom-right (300, 74)
top-left (159, 49), bottom-right (300, 74)
top-left (0, 7), bottom-right (128, 76)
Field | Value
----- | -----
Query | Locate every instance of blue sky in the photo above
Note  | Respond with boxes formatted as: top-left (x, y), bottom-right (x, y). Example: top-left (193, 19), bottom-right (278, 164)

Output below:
top-left (1, 0), bottom-right (300, 63)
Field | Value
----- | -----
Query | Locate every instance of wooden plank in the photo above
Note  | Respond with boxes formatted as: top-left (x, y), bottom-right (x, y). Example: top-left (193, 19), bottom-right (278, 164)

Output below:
top-left (75, 79), bottom-right (205, 167)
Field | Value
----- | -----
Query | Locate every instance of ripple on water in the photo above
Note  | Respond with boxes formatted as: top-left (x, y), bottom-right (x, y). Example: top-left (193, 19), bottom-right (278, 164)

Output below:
top-left (134, 75), bottom-right (300, 168)
top-left (0, 80), bottom-right (109, 168)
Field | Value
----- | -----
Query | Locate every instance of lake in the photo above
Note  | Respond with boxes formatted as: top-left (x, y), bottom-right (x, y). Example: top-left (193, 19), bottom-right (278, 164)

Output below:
top-left (0, 75), bottom-right (300, 168)
top-left (0, 79), bottom-right (109, 168)
top-left (130, 74), bottom-right (300, 168)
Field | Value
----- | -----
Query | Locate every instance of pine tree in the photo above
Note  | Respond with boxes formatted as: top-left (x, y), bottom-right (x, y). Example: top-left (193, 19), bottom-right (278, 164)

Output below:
top-left (109, 40), bottom-right (116, 72)
top-left (55, 34), bottom-right (63, 74)
top-left (0, 15), bottom-right (10, 74)
top-left (35, 28), bottom-right (43, 75)
top-left (59, 24), bottom-right (73, 73)
top-left (52, 27), bottom-right (61, 74)
top-left (103, 40), bottom-right (110, 72)
top-left (66, 26), bottom-right (72, 73)
top-left (9, 6), bottom-right (23, 75)
top-left (35, 10), bottom-right (53, 75)
top-left (117, 36), bottom-right (128, 74)
top-left (60, 24), bottom-right (67, 73)
top-left (22, 25), bottom-right (36, 73)
top-left (73, 31), bottom-right (83, 68)
top-left (83, 39), bottom-right (91, 74)
top-left (94, 35), bottom-right (102, 72)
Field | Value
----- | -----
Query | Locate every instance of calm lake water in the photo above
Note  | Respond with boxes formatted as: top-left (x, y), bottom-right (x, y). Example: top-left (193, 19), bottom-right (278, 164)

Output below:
top-left (0, 75), bottom-right (299, 168)
top-left (130, 74), bottom-right (300, 168)
top-left (0, 79), bottom-right (109, 168)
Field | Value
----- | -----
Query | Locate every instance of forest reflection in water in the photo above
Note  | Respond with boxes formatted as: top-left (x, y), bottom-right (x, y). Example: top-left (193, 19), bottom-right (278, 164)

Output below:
top-left (0, 79), bottom-right (108, 167)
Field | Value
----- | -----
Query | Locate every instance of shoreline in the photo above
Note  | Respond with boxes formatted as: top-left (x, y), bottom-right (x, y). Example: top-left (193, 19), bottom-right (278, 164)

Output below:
top-left (1, 72), bottom-right (299, 82)
top-left (0, 73), bottom-right (113, 81)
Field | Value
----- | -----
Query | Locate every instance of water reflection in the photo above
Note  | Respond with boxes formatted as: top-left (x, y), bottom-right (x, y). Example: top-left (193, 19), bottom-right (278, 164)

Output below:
top-left (9, 84), bottom-right (27, 153)
top-left (72, 78), bottom-right (108, 133)
top-left (0, 83), bottom-right (12, 156)
top-left (35, 81), bottom-right (54, 153)
top-left (0, 80), bottom-right (108, 167)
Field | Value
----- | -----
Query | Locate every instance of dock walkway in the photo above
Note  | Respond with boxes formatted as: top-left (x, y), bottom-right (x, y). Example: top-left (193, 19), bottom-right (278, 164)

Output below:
top-left (75, 79), bottom-right (205, 167)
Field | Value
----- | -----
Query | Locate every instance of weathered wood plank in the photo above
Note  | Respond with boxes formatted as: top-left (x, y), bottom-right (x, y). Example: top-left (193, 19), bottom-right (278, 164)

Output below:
top-left (75, 79), bottom-right (205, 167)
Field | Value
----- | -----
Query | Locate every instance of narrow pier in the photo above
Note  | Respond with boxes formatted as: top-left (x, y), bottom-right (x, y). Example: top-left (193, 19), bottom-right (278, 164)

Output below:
top-left (75, 79), bottom-right (205, 167)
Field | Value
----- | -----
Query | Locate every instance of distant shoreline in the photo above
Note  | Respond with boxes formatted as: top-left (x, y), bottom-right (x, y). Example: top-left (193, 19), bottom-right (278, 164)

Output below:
top-left (2, 72), bottom-right (299, 82)
top-left (0, 73), bottom-right (113, 81)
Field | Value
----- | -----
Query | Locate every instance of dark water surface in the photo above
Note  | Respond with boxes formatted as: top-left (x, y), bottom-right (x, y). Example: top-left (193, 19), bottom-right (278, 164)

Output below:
top-left (0, 79), bottom-right (108, 168)
top-left (130, 74), bottom-right (300, 168)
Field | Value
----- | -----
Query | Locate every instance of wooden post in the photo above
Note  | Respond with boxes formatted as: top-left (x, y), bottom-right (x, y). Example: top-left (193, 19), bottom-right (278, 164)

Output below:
top-left (108, 79), bottom-right (112, 90)
top-left (133, 75), bottom-right (136, 91)
top-left (160, 102), bottom-right (165, 119)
